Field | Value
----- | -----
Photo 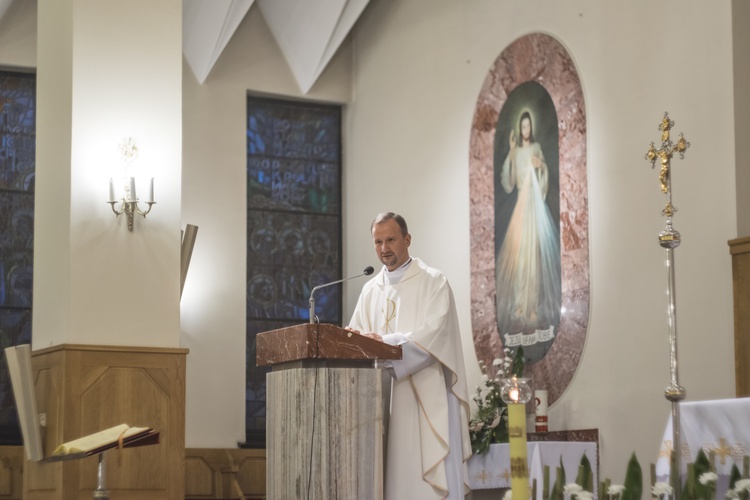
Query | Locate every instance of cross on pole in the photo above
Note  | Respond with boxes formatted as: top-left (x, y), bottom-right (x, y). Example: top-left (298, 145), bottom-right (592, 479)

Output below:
top-left (645, 112), bottom-right (690, 224)
top-left (644, 112), bottom-right (691, 499)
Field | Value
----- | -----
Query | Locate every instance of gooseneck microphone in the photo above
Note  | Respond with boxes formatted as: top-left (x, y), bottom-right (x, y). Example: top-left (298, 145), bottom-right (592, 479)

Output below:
top-left (308, 266), bottom-right (375, 324)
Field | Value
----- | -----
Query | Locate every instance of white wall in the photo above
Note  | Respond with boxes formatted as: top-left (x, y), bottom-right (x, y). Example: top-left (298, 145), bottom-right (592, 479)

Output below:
top-left (344, 0), bottom-right (738, 485)
top-left (33, 0), bottom-right (183, 349)
top-left (0, 0), bottom-right (34, 69)
top-left (733, 0), bottom-right (750, 237)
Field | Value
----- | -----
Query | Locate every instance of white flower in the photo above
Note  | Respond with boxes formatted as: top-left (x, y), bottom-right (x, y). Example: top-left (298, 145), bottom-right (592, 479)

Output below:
top-left (503, 489), bottom-right (513, 500)
top-left (608, 485), bottom-right (626, 495)
top-left (699, 472), bottom-right (718, 485)
top-left (736, 479), bottom-right (750, 492)
top-left (481, 374), bottom-right (489, 383)
top-left (564, 483), bottom-right (583, 495)
top-left (492, 358), bottom-right (503, 366)
top-left (726, 489), bottom-right (740, 499)
top-left (652, 482), bottom-right (673, 496)
top-left (576, 491), bottom-right (594, 500)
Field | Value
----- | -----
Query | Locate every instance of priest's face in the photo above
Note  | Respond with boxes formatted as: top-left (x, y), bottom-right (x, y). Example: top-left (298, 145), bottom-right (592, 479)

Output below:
top-left (372, 219), bottom-right (411, 271)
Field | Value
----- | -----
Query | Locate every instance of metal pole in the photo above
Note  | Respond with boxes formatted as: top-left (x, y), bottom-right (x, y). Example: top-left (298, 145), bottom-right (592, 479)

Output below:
top-left (645, 113), bottom-right (690, 499)
top-left (663, 245), bottom-right (685, 499)
top-left (93, 452), bottom-right (109, 500)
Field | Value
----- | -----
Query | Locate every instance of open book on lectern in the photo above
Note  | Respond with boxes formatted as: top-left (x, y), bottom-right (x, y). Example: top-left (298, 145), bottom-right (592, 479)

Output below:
top-left (4, 344), bottom-right (159, 462)
top-left (46, 423), bottom-right (159, 461)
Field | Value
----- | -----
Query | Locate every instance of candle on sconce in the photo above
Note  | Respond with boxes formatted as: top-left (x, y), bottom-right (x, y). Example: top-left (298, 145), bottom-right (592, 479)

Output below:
top-left (108, 178), bottom-right (116, 203)
top-left (147, 178), bottom-right (154, 203)
top-left (128, 177), bottom-right (137, 201)
top-left (501, 377), bottom-right (532, 500)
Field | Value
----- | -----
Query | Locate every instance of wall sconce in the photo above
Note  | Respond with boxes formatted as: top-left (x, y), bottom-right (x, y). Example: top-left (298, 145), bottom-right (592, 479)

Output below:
top-left (107, 137), bottom-right (155, 232)
top-left (108, 176), bottom-right (155, 232)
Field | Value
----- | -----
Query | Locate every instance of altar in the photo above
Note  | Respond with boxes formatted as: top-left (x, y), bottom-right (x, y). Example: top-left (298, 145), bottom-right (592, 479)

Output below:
top-left (467, 431), bottom-right (599, 499)
top-left (655, 398), bottom-right (750, 499)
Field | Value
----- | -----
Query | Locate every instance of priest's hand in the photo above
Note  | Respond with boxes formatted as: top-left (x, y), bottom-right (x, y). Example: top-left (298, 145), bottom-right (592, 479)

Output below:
top-left (344, 326), bottom-right (382, 342)
top-left (344, 326), bottom-right (360, 335)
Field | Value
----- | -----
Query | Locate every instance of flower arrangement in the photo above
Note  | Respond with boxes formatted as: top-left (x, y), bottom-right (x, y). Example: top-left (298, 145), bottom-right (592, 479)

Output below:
top-left (564, 483), bottom-right (594, 500)
top-left (652, 482), bottom-right (673, 500)
top-left (607, 484), bottom-right (626, 500)
top-left (469, 346), bottom-right (524, 454)
top-left (728, 479), bottom-right (750, 499)
top-left (496, 444), bottom-right (750, 500)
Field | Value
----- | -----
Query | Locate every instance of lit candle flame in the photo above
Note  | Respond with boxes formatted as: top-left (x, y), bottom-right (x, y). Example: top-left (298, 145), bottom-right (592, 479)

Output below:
top-left (509, 387), bottom-right (519, 402)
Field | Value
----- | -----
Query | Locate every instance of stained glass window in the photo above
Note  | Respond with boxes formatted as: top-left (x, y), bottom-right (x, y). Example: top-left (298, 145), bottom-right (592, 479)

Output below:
top-left (0, 70), bottom-right (35, 445)
top-left (244, 97), bottom-right (341, 446)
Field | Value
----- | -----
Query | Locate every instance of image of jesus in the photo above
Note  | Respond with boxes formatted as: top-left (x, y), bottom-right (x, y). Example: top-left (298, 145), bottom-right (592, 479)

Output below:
top-left (494, 84), bottom-right (561, 363)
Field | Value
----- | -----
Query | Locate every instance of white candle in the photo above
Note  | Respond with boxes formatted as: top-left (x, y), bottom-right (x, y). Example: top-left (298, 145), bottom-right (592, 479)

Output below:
top-left (108, 178), bottom-right (116, 202)
top-left (128, 177), bottom-right (137, 201)
top-left (147, 178), bottom-right (154, 203)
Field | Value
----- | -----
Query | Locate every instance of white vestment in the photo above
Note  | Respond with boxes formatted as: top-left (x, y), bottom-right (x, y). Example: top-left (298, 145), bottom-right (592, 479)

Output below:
top-left (349, 258), bottom-right (472, 499)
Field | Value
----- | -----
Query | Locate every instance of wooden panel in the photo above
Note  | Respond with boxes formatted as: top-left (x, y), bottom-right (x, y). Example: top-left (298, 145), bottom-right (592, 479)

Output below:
top-left (3, 446), bottom-right (266, 500)
top-left (24, 344), bottom-right (187, 500)
top-left (185, 455), bottom-right (218, 497)
top-left (730, 237), bottom-right (750, 397)
top-left (185, 448), bottom-right (266, 499)
top-left (0, 446), bottom-right (24, 500)
top-left (235, 452), bottom-right (266, 497)
top-left (78, 367), bottom-right (169, 490)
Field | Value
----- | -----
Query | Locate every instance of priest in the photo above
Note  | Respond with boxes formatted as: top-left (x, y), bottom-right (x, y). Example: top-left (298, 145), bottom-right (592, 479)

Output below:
top-left (346, 212), bottom-right (472, 499)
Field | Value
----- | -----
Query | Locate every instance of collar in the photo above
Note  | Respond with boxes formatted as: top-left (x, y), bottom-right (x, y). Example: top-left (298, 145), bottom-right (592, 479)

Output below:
top-left (384, 257), bottom-right (412, 284)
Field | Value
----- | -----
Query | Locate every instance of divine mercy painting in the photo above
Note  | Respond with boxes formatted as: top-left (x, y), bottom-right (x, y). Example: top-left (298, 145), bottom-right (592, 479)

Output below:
top-left (494, 81), bottom-right (561, 365)
top-left (469, 32), bottom-right (588, 404)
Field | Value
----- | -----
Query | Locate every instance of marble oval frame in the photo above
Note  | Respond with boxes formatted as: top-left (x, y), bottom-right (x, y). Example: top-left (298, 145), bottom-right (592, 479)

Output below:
top-left (469, 33), bottom-right (589, 405)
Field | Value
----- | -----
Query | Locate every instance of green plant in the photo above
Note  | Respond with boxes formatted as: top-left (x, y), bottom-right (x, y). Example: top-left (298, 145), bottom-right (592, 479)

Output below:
top-left (469, 346), bottom-right (524, 454)
top-left (576, 453), bottom-right (594, 493)
top-left (621, 453), bottom-right (642, 500)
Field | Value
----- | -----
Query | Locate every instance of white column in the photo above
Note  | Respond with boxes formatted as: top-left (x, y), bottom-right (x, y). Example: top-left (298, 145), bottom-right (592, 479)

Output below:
top-left (33, 0), bottom-right (182, 348)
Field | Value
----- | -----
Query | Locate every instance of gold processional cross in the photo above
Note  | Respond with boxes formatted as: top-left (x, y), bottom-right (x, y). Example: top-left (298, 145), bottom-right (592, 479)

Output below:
top-left (645, 113), bottom-right (690, 223)
top-left (644, 112), bottom-right (690, 499)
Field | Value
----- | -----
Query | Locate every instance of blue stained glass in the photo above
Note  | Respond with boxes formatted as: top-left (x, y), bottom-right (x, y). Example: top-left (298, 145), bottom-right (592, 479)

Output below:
top-left (0, 70), bottom-right (35, 446)
top-left (245, 97), bottom-right (342, 442)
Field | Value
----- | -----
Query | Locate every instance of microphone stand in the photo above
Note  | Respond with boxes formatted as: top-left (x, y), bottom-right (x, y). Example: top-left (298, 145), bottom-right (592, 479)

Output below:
top-left (308, 266), bottom-right (374, 324)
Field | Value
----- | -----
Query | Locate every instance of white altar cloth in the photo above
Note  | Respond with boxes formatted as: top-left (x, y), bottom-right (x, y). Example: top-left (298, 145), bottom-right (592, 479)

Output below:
top-left (655, 398), bottom-right (750, 497)
top-left (467, 441), bottom-right (598, 498)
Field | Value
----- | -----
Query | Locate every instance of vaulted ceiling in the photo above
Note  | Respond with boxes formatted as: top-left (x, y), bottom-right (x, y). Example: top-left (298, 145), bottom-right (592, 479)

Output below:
top-left (0, 0), bottom-right (372, 94)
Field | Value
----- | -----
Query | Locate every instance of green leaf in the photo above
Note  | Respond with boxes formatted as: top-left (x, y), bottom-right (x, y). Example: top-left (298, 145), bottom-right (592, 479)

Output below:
top-left (512, 346), bottom-right (525, 377)
top-left (730, 463), bottom-right (742, 491)
top-left (576, 453), bottom-right (593, 492)
top-left (693, 449), bottom-right (711, 500)
top-left (621, 453), bottom-right (642, 500)
top-left (550, 463), bottom-right (565, 500)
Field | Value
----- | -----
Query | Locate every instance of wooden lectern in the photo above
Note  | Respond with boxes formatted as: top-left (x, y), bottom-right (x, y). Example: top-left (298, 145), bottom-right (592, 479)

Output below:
top-left (257, 323), bottom-right (401, 500)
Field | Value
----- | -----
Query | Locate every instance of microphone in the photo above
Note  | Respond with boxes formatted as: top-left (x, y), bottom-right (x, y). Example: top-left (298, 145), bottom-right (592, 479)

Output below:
top-left (308, 266), bottom-right (375, 324)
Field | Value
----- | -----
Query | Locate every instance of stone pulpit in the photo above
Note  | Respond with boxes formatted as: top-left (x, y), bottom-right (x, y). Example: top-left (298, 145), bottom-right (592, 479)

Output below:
top-left (257, 323), bottom-right (401, 500)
